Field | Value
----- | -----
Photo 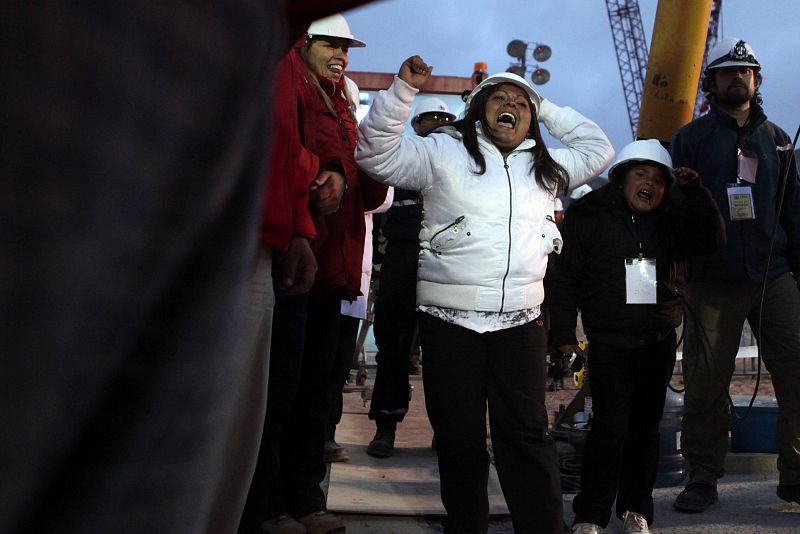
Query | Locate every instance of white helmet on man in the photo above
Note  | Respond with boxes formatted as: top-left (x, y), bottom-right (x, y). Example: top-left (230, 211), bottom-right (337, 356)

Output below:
top-left (705, 37), bottom-right (759, 72)
top-left (413, 97), bottom-right (456, 121)
top-left (307, 13), bottom-right (366, 48)
top-left (607, 139), bottom-right (675, 185)
top-left (465, 72), bottom-right (542, 114)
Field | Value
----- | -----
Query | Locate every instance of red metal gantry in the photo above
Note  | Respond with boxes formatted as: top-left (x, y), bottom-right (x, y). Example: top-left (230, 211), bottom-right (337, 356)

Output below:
top-left (605, 0), bottom-right (650, 139)
top-left (693, 0), bottom-right (723, 117)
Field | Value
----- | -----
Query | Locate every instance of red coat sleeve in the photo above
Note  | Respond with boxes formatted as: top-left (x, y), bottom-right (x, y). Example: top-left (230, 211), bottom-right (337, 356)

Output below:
top-left (292, 143), bottom-right (318, 240)
top-left (261, 49), bottom-right (319, 249)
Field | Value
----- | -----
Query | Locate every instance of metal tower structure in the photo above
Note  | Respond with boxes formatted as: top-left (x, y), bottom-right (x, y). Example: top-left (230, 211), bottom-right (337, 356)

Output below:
top-left (693, 0), bottom-right (723, 117)
top-left (605, 0), bottom-right (649, 139)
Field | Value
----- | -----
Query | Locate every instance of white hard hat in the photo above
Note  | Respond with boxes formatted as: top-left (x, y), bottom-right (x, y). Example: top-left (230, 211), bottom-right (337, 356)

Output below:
top-left (607, 139), bottom-right (674, 184)
top-left (307, 13), bottom-right (366, 48)
top-left (554, 197), bottom-right (564, 212)
top-left (413, 97), bottom-right (455, 121)
top-left (465, 72), bottom-right (542, 114)
top-left (569, 184), bottom-right (592, 200)
top-left (706, 37), bottom-right (759, 71)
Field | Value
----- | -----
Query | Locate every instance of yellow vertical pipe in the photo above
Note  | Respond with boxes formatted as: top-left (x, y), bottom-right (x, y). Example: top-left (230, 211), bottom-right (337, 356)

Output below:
top-left (637, 0), bottom-right (711, 142)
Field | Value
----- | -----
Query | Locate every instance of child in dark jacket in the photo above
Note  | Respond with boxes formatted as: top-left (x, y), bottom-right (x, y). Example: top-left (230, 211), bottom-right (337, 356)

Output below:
top-left (548, 139), bottom-right (725, 534)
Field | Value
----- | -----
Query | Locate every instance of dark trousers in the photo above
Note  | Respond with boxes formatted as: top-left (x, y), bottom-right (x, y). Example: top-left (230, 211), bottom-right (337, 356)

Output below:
top-left (276, 296), bottom-right (345, 517)
top-left (238, 287), bottom-right (309, 533)
top-left (326, 314), bottom-right (361, 440)
top-left (369, 241), bottom-right (420, 426)
top-left (418, 313), bottom-right (563, 534)
top-left (572, 332), bottom-right (677, 527)
top-left (681, 273), bottom-right (800, 486)
top-left (0, 4), bottom-right (281, 533)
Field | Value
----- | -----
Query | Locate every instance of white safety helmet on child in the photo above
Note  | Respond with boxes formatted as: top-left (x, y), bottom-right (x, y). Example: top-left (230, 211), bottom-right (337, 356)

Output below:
top-left (607, 139), bottom-right (675, 185)
top-left (465, 72), bottom-right (542, 114)
top-left (307, 13), bottom-right (366, 48)
top-left (705, 37), bottom-right (759, 72)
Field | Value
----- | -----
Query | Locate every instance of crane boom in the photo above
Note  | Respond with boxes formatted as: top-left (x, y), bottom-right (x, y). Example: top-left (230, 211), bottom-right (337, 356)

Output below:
top-left (607, 0), bottom-right (722, 138)
top-left (605, 0), bottom-right (649, 139)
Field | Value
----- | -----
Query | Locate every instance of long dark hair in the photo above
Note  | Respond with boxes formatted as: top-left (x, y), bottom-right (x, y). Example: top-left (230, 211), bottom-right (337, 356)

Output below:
top-left (450, 86), bottom-right (570, 195)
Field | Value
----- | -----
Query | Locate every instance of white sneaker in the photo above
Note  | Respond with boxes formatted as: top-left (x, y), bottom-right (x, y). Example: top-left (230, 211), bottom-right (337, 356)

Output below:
top-left (621, 510), bottom-right (649, 534)
top-left (571, 524), bottom-right (602, 534)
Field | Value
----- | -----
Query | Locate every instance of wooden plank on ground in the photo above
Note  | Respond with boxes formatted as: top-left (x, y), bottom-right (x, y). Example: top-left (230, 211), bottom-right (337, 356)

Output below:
top-left (327, 375), bottom-right (509, 516)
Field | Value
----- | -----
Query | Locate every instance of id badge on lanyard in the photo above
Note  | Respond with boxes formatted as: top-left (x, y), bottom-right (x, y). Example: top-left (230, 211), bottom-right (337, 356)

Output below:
top-left (625, 257), bottom-right (657, 304)
top-left (727, 148), bottom-right (758, 221)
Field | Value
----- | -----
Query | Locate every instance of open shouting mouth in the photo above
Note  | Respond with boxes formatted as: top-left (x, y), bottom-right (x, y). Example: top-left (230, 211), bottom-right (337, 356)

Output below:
top-left (496, 112), bottom-right (516, 129)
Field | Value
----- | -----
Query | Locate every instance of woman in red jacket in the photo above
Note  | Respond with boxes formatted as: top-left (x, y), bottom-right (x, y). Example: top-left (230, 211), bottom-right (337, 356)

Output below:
top-left (240, 13), bottom-right (388, 534)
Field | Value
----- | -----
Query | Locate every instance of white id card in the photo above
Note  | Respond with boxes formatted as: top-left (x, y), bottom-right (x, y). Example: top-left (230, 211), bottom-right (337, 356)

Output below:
top-left (625, 258), bottom-right (657, 304)
top-left (727, 184), bottom-right (755, 221)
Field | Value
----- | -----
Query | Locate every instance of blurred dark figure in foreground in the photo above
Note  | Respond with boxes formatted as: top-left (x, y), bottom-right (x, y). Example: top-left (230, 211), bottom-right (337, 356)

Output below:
top-left (0, 2), bottom-right (375, 533)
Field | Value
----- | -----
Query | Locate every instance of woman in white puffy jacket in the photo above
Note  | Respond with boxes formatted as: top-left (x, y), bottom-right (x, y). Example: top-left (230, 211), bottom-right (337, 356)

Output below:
top-left (356, 56), bottom-right (613, 534)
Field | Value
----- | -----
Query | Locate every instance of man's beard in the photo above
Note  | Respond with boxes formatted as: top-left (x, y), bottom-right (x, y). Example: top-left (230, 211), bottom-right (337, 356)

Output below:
top-left (717, 84), bottom-right (753, 108)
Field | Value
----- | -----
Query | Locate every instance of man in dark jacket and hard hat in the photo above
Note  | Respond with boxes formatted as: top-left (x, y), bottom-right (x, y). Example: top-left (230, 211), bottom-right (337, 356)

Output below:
top-left (670, 36), bottom-right (800, 513)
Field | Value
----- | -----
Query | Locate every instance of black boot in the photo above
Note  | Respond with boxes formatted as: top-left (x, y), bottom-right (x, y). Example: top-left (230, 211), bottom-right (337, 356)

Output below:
top-left (777, 482), bottom-right (800, 504)
top-left (674, 483), bottom-right (718, 512)
top-left (366, 424), bottom-right (396, 458)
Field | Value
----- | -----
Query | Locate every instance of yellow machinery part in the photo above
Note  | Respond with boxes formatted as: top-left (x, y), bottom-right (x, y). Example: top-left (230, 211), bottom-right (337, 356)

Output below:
top-left (637, 0), bottom-right (712, 142)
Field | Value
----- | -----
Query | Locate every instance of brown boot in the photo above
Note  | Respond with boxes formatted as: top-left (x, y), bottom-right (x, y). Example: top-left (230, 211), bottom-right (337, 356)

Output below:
top-left (296, 511), bottom-right (345, 534)
top-left (323, 440), bottom-right (349, 463)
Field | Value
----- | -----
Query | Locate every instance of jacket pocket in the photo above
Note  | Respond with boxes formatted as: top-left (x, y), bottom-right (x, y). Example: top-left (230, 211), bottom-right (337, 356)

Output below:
top-left (429, 215), bottom-right (469, 254)
top-left (540, 215), bottom-right (563, 255)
